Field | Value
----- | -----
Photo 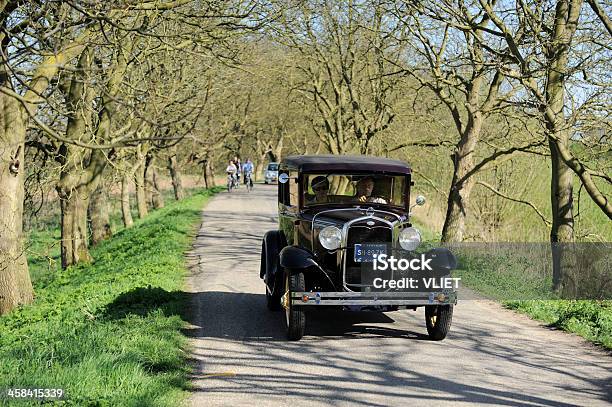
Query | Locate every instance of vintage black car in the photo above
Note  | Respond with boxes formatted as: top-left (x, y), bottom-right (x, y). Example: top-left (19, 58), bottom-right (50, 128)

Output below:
top-left (260, 155), bottom-right (457, 340)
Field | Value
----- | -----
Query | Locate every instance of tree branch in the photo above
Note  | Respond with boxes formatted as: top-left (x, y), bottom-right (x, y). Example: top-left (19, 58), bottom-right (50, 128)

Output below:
top-left (476, 181), bottom-right (551, 226)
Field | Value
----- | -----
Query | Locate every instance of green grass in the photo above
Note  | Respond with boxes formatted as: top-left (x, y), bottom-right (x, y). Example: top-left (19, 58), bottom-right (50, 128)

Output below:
top-left (0, 187), bottom-right (222, 406)
top-left (504, 300), bottom-right (612, 349)
top-left (412, 229), bottom-right (612, 350)
top-left (453, 249), bottom-right (612, 350)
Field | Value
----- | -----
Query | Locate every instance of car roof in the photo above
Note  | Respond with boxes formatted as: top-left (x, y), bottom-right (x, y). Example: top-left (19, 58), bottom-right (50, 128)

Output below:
top-left (281, 155), bottom-right (411, 174)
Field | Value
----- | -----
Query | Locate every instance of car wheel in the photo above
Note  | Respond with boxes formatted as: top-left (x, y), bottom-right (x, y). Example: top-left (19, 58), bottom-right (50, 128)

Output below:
top-left (283, 270), bottom-right (305, 341)
top-left (425, 305), bottom-right (453, 341)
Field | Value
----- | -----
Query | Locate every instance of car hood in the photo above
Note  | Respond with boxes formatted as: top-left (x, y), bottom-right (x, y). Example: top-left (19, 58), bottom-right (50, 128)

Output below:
top-left (304, 207), bottom-right (406, 225)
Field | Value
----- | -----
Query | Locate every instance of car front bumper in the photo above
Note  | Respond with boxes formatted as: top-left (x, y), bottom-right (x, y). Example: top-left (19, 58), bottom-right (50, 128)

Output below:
top-left (288, 291), bottom-right (457, 306)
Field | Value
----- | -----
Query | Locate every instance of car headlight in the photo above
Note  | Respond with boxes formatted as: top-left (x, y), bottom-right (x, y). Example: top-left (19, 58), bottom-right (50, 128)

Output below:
top-left (319, 226), bottom-right (342, 250)
top-left (399, 227), bottom-right (421, 251)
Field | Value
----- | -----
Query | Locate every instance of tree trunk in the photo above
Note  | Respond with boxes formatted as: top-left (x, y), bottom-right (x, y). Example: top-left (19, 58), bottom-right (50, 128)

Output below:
top-left (145, 158), bottom-right (154, 207)
top-left (168, 155), bottom-right (184, 200)
top-left (121, 174), bottom-right (133, 228)
top-left (550, 138), bottom-right (575, 291)
top-left (135, 162), bottom-right (148, 218)
top-left (549, 140), bottom-right (575, 246)
top-left (545, 10), bottom-right (576, 290)
top-left (59, 186), bottom-right (92, 268)
top-left (255, 161), bottom-right (264, 182)
top-left (145, 155), bottom-right (164, 209)
top-left (57, 153), bottom-right (106, 268)
top-left (151, 166), bottom-right (164, 209)
top-left (206, 160), bottom-right (216, 187)
top-left (89, 181), bottom-right (112, 245)
top-left (441, 165), bottom-right (475, 243)
top-left (56, 47), bottom-right (107, 268)
top-left (202, 161), bottom-right (210, 189)
top-left (441, 117), bottom-right (481, 242)
top-left (0, 97), bottom-right (33, 315)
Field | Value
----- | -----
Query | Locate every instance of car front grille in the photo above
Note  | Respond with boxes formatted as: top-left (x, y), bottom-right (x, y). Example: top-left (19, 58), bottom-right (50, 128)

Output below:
top-left (344, 220), bottom-right (392, 290)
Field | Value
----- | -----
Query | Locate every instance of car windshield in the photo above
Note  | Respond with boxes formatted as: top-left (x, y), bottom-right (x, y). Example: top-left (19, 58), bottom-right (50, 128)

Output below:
top-left (303, 173), bottom-right (407, 208)
top-left (267, 163), bottom-right (279, 171)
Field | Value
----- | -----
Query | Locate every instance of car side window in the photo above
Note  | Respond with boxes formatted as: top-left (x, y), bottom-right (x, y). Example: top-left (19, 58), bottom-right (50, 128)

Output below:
top-left (288, 171), bottom-right (299, 207)
top-left (278, 170), bottom-right (299, 208)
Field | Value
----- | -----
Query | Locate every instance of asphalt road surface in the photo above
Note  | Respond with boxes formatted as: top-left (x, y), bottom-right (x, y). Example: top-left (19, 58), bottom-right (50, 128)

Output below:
top-left (186, 184), bottom-right (611, 407)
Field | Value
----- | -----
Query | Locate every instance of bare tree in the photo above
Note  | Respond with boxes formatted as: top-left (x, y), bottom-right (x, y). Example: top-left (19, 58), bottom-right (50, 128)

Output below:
top-left (474, 0), bottom-right (611, 287)
top-left (272, 0), bottom-right (405, 154)
top-left (386, 1), bottom-right (550, 242)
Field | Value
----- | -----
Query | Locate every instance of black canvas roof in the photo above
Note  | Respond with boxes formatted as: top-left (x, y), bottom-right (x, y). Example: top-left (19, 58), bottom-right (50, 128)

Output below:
top-left (281, 155), bottom-right (411, 174)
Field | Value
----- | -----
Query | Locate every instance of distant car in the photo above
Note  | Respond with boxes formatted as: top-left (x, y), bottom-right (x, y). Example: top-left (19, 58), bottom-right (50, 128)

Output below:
top-left (264, 162), bottom-right (279, 184)
top-left (260, 155), bottom-right (457, 341)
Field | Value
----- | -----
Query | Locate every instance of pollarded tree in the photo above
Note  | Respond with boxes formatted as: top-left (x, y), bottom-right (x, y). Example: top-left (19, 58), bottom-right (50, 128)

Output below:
top-left (47, 1), bottom-right (264, 268)
top-left (0, 1), bottom-right (94, 313)
top-left (1, 0), bottom-right (268, 312)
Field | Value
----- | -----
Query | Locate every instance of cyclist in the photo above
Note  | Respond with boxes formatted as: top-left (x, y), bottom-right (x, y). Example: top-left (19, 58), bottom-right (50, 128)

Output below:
top-left (226, 160), bottom-right (238, 190)
top-left (242, 159), bottom-right (254, 187)
top-left (233, 156), bottom-right (241, 185)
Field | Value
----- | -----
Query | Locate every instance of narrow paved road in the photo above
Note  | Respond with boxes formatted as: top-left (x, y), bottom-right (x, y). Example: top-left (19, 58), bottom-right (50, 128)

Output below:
top-left (186, 185), bottom-right (611, 407)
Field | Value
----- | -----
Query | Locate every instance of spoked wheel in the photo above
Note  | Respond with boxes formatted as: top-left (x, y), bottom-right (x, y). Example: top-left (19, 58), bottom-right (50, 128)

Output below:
top-left (425, 305), bottom-right (453, 341)
top-left (282, 270), bottom-right (305, 341)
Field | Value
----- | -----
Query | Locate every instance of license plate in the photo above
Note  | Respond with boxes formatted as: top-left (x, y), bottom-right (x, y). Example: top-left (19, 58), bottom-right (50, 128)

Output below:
top-left (354, 243), bottom-right (387, 263)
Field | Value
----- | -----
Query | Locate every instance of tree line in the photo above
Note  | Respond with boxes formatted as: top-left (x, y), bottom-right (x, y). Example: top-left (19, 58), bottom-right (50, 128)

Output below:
top-left (0, 0), bottom-right (609, 314)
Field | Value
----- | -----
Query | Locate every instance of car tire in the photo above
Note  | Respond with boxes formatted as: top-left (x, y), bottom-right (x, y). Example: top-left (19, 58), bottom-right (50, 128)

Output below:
top-left (285, 270), bottom-right (306, 341)
top-left (425, 305), bottom-right (453, 341)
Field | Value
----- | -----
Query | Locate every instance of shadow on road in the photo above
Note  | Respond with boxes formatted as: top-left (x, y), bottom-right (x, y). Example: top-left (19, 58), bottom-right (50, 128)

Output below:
top-left (183, 290), bottom-right (610, 406)
top-left (183, 292), bottom-right (610, 406)
top-left (103, 285), bottom-right (610, 406)
top-left (182, 290), bottom-right (428, 341)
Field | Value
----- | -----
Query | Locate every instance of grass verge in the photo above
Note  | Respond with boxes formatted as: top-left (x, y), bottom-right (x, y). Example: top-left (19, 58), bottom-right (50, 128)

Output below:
top-left (411, 222), bottom-right (612, 350)
top-left (0, 187), bottom-right (222, 406)
top-left (454, 251), bottom-right (612, 350)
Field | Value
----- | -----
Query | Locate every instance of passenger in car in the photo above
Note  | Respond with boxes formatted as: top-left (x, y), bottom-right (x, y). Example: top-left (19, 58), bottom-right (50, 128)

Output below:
top-left (306, 176), bottom-right (330, 204)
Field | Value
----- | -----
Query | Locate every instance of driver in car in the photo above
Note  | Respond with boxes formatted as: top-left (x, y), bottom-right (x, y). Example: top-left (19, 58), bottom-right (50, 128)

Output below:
top-left (356, 176), bottom-right (387, 204)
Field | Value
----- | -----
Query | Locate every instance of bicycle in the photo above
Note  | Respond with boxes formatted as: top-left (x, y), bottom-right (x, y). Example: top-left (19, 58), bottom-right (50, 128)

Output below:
top-left (227, 173), bottom-right (237, 192)
top-left (244, 172), bottom-right (254, 192)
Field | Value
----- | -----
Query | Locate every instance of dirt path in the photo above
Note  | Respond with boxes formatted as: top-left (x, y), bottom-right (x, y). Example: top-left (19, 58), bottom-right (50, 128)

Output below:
top-left (186, 184), bottom-right (611, 406)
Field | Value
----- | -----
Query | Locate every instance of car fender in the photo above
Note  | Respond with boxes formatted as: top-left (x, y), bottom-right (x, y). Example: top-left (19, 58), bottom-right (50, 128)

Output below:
top-left (259, 230), bottom-right (287, 291)
top-left (279, 246), bottom-right (320, 271)
top-left (424, 247), bottom-right (458, 276)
